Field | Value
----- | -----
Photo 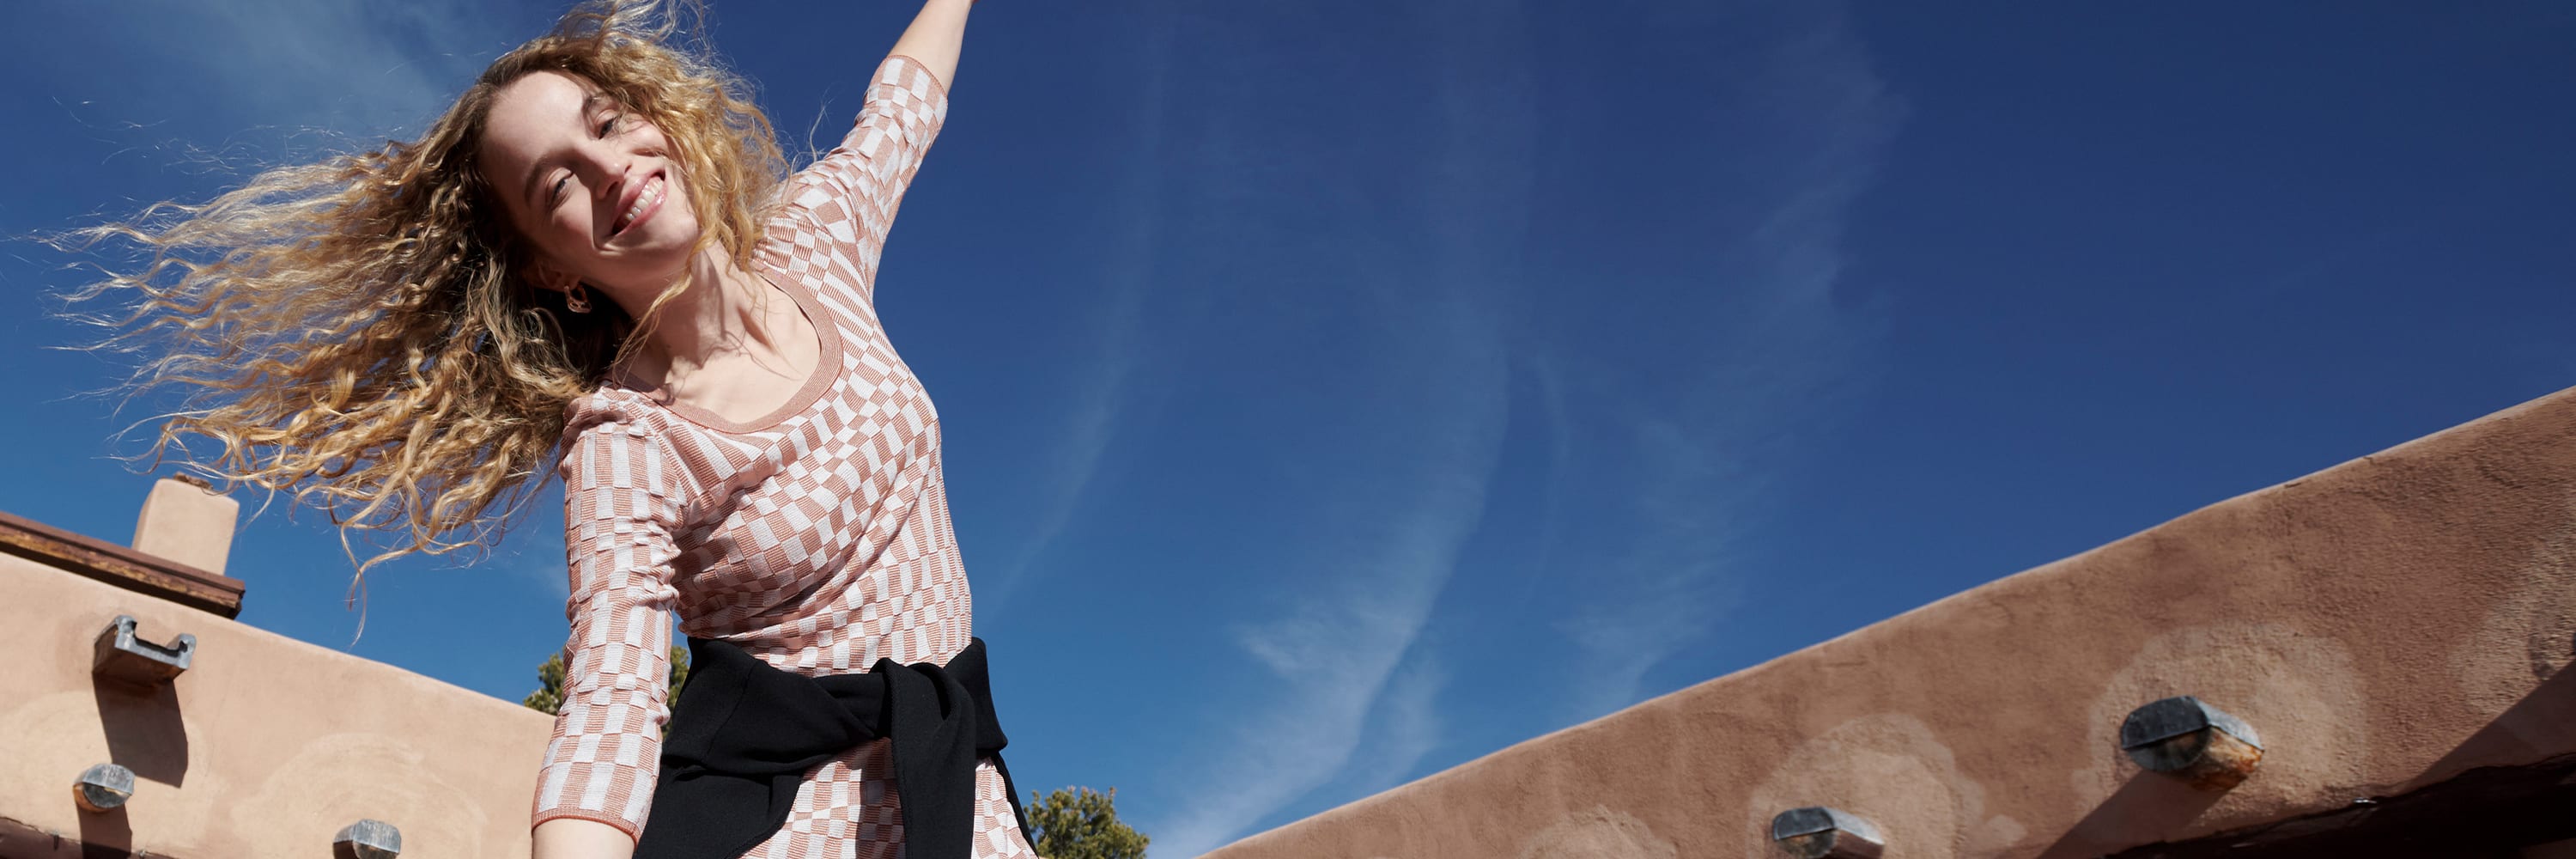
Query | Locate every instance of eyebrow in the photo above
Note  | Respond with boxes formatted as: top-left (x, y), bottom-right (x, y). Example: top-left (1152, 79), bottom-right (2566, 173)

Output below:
top-left (518, 92), bottom-right (617, 210)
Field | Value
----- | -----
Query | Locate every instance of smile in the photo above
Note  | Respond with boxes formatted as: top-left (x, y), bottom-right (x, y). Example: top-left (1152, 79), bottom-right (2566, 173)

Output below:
top-left (610, 173), bottom-right (666, 238)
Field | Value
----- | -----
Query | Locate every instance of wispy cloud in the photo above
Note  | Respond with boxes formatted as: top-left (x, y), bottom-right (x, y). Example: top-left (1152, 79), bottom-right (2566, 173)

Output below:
top-left (983, 10), bottom-right (1179, 610)
top-left (67, 0), bottom-right (516, 141)
top-left (1151, 331), bottom-right (1510, 857)
top-left (1540, 0), bottom-right (1900, 723)
top-left (993, 297), bottom-right (1135, 596)
top-left (1148, 1), bottom-right (1535, 852)
top-left (1334, 653), bottom-right (1448, 795)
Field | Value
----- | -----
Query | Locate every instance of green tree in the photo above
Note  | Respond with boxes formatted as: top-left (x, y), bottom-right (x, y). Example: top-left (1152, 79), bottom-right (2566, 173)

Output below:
top-left (1025, 786), bottom-right (1149, 859)
top-left (521, 653), bottom-right (568, 715)
top-left (525, 646), bottom-right (692, 738)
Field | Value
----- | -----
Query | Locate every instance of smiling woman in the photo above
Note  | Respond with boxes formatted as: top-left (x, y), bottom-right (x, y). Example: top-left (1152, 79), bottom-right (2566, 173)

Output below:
top-left (56, 1), bottom-right (1022, 859)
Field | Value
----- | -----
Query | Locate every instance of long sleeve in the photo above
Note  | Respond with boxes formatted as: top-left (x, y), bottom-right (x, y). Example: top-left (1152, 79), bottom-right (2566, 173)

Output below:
top-left (777, 53), bottom-right (951, 307)
top-left (532, 418), bottom-right (686, 838)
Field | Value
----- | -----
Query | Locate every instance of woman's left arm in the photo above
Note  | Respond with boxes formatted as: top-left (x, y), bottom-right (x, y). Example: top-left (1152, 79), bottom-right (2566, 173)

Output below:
top-left (776, 0), bottom-right (973, 308)
top-left (889, 0), bottom-right (974, 91)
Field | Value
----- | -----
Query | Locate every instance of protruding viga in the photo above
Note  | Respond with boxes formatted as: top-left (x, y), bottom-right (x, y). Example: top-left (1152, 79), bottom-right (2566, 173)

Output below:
top-left (2120, 696), bottom-right (2264, 791)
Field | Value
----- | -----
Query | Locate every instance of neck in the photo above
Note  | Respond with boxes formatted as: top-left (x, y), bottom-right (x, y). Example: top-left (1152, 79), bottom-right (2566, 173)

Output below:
top-left (611, 249), bottom-right (795, 388)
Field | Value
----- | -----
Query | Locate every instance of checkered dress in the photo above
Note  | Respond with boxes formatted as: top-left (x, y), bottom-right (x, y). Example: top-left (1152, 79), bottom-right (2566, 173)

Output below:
top-left (532, 55), bottom-right (1037, 859)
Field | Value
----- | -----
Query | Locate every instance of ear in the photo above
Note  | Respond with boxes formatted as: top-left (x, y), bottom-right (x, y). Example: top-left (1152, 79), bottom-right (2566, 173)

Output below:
top-left (526, 260), bottom-right (580, 295)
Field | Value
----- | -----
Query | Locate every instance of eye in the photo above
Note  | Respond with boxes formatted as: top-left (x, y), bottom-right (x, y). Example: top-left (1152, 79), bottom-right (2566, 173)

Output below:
top-left (597, 113), bottom-right (621, 137)
top-left (550, 174), bottom-right (571, 204)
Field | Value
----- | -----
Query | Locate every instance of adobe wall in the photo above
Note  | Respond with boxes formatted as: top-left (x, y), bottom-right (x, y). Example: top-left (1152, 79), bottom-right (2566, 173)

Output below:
top-left (1205, 389), bottom-right (2576, 858)
top-left (0, 553), bottom-right (553, 858)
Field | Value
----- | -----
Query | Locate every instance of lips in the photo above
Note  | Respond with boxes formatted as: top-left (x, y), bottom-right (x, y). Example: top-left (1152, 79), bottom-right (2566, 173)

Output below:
top-left (609, 172), bottom-right (666, 238)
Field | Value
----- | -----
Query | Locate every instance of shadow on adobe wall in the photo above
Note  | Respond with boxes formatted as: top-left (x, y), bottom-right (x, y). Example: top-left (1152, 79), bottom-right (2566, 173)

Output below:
top-left (2068, 667), bottom-right (2576, 857)
top-left (2034, 765), bottom-right (2230, 858)
top-left (2421, 661), bottom-right (2576, 789)
top-left (91, 673), bottom-right (188, 789)
top-left (76, 804), bottom-right (132, 859)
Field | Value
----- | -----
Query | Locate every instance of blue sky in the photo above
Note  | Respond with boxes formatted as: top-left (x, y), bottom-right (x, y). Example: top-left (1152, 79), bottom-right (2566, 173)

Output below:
top-left (3, 2), bottom-right (2571, 856)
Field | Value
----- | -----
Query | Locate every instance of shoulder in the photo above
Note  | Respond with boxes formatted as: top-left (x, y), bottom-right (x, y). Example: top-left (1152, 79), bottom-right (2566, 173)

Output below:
top-left (558, 389), bottom-right (679, 472)
top-left (558, 387), bottom-right (721, 508)
top-left (562, 387), bottom-right (650, 441)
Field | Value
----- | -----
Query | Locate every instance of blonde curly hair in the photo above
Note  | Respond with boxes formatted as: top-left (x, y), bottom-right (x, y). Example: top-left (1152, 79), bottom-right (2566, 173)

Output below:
top-left (57, 0), bottom-right (787, 579)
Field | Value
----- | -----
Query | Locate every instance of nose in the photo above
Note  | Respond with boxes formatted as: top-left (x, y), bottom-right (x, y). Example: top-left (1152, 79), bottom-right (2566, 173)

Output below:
top-left (575, 143), bottom-right (632, 204)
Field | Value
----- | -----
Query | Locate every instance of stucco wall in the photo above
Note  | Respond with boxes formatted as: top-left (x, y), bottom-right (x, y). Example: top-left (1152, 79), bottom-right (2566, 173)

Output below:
top-left (1204, 389), bottom-right (2576, 858)
top-left (0, 554), bottom-right (552, 858)
top-left (7, 392), bottom-right (2569, 858)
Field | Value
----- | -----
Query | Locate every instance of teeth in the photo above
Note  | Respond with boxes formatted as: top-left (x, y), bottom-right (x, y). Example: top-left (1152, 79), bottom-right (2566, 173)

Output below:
top-left (619, 176), bottom-right (661, 232)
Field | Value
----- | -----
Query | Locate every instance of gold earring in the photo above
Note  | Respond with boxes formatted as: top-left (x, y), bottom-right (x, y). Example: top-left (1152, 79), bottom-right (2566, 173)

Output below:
top-left (565, 283), bottom-right (592, 314)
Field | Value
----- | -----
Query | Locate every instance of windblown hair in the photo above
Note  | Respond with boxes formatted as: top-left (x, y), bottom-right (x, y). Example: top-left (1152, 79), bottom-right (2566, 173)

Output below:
top-left (57, 0), bottom-right (788, 576)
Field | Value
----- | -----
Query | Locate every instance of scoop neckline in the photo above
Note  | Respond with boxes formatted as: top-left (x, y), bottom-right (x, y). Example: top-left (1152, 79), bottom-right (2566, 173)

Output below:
top-left (610, 265), bottom-right (845, 435)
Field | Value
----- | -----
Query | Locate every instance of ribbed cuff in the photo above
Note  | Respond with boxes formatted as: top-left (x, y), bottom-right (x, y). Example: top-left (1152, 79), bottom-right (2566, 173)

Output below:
top-left (531, 807), bottom-right (643, 842)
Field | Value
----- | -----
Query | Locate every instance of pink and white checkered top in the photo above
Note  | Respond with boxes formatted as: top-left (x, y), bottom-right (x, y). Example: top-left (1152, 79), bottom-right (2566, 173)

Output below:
top-left (532, 55), bottom-right (1037, 859)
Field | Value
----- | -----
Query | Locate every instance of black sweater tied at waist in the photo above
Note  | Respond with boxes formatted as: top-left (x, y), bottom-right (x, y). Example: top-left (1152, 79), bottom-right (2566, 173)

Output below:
top-left (633, 636), bottom-right (1032, 859)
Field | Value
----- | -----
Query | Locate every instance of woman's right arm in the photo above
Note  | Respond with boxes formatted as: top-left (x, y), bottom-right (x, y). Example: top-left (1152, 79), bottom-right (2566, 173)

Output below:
top-left (534, 818), bottom-right (636, 859)
top-left (530, 420), bottom-right (685, 859)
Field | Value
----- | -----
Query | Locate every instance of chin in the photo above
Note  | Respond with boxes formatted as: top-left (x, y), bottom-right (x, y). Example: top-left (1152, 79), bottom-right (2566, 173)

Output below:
top-left (637, 201), bottom-right (704, 251)
top-left (615, 210), bottom-right (702, 255)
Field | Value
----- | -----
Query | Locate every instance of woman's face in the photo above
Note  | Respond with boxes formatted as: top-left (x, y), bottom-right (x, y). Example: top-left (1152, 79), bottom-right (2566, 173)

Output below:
top-left (478, 70), bottom-right (701, 300)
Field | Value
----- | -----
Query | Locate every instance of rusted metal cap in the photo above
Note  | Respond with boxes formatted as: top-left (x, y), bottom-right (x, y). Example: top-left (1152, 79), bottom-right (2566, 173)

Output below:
top-left (93, 615), bottom-right (195, 686)
top-left (2120, 696), bottom-right (2263, 790)
top-left (75, 763), bottom-right (134, 813)
top-left (1770, 806), bottom-right (1886, 859)
top-left (334, 819), bottom-right (402, 859)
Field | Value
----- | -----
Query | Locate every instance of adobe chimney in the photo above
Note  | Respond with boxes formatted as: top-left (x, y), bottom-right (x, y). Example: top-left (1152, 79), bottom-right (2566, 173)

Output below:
top-left (131, 475), bottom-right (240, 577)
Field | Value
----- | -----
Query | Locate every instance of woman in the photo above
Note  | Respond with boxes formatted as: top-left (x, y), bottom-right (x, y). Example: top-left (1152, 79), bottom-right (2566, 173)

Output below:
top-left (66, 1), bottom-right (1024, 857)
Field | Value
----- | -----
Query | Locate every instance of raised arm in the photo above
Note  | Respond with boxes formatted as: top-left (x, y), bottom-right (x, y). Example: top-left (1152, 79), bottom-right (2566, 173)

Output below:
top-left (771, 2), bottom-right (969, 308)
top-left (889, 0), bottom-right (974, 91)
